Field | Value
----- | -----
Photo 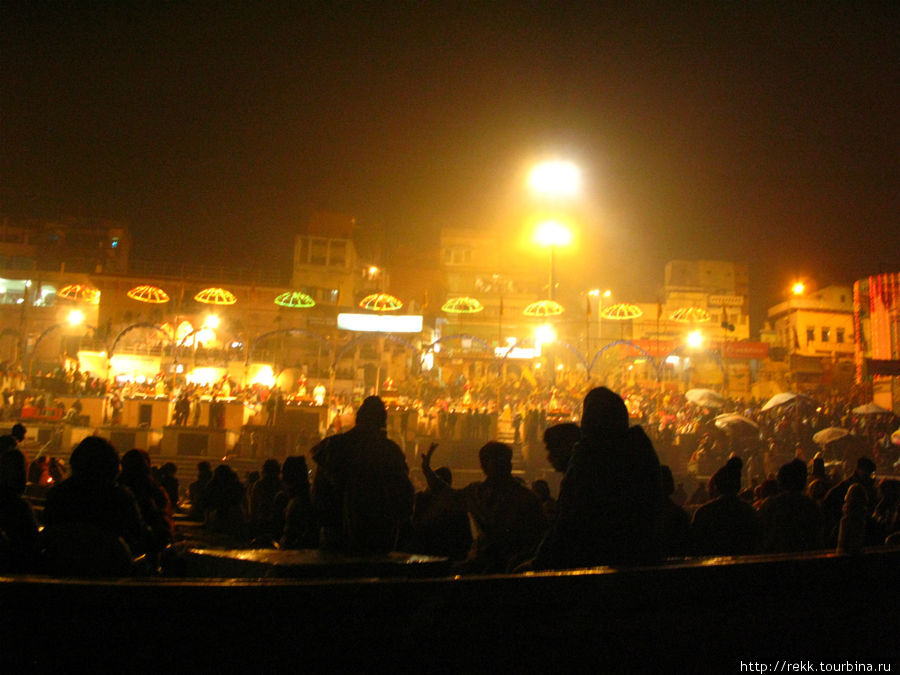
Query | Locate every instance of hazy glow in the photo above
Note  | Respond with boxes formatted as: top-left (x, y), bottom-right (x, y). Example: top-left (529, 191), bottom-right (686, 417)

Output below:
top-left (250, 365), bottom-right (276, 387)
top-left (187, 367), bottom-right (225, 386)
top-left (337, 313), bottom-right (423, 333)
top-left (528, 161), bottom-right (581, 197)
top-left (792, 282), bottom-right (805, 296)
top-left (67, 309), bottom-right (85, 326)
top-left (204, 314), bottom-right (220, 329)
top-left (535, 324), bottom-right (557, 344)
top-left (686, 330), bottom-right (704, 348)
top-left (534, 220), bottom-right (572, 247)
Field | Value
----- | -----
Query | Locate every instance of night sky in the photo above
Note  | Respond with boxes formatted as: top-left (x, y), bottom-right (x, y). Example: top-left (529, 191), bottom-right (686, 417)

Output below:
top-left (2, 2), bottom-right (897, 331)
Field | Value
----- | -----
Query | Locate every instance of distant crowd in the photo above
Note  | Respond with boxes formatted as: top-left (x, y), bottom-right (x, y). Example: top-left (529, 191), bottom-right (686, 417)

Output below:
top-left (1, 385), bottom-right (898, 578)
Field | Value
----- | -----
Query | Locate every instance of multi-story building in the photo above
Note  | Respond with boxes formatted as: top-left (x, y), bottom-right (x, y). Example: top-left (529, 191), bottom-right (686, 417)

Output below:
top-left (766, 284), bottom-right (856, 392)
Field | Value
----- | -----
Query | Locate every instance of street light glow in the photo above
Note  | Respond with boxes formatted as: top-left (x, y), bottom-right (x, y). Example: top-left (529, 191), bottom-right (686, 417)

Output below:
top-left (686, 330), bottom-right (704, 348)
top-left (528, 160), bottom-right (581, 197)
top-left (534, 220), bottom-right (572, 247)
top-left (67, 309), bottom-right (85, 326)
top-left (535, 324), bottom-right (556, 344)
top-left (792, 281), bottom-right (805, 296)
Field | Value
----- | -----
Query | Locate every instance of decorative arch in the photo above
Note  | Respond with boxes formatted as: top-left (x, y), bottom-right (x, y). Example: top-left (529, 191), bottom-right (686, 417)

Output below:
top-left (587, 339), bottom-right (659, 376)
top-left (333, 332), bottom-right (422, 366)
top-left (247, 328), bottom-right (332, 363)
top-left (110, 323), bottom-right (175, 357)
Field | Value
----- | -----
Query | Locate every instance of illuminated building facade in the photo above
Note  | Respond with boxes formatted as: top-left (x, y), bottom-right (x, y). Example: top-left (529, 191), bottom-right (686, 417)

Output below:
top-left (854, 273), bottom-right (900, 412)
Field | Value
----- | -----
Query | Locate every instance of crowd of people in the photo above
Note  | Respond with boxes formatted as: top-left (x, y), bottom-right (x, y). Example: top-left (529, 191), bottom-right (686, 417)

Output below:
top-left (1, 385), bottom-right (897, 578)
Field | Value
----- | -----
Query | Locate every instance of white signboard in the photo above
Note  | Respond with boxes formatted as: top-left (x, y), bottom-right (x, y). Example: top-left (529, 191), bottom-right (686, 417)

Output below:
top-left (337, 313), bottom-right (423, 333)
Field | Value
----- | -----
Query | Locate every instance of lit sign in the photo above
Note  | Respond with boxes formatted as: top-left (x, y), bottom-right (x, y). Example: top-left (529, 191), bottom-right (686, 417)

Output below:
top-left (337, 313), bottom-right (423, 333)
top-left (494, 346), bottom-right (541, 359)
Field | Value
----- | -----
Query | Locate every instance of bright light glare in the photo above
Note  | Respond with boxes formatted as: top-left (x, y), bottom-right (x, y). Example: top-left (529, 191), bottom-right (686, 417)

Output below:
top-left (204, 314), bottom-right (221, 329)
top-left (534, 220), bottom-right (572, 247)
top-left (535, 324), bottom-right (557, 344)
top-left (528, 161), bottom-right (581, 197)
top-left (792, 282), bottom-right (805, 296)
top-left (603, 289), bottom-right (612, 298)
top-left (686, 331), bottom-right (704, 348)
top-left (67, 309), bottom-right (85, 326)
top-left (589, 289), bottom-right (600, 297)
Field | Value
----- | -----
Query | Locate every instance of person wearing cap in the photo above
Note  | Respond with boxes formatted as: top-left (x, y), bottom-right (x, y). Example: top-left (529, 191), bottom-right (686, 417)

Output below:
top-left (691, 457), bottom-right (761, 556)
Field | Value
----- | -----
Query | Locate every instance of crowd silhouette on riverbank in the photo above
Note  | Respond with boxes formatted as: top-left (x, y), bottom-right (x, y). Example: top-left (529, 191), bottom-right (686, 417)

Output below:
top-left (1, 385), bottom-right (898, 578)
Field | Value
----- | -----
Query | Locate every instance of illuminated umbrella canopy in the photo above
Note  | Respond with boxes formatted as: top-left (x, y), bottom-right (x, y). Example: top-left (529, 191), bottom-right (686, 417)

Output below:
top-left (126, 285), bottom-right (170, 304)
top-left (359, 293), bottom-right (403, 312)
top-left (194, 287), bottom-right (237, 305)
top-left (600, 303), bottom-right (643, 320)
top-left (442, 297), bottom-right (484, 314)
top-left (669, 306), bottom-right (711, 323)
top-left (57, 284), bottom-right (100, 304)
top-left (274, 291), bottom-right (316, 309)
top-left (523, 300), bottom-right (565, 317)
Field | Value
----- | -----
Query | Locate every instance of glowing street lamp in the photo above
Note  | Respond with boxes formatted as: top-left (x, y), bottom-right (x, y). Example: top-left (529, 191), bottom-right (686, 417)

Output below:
top-left (528, 161), bottom-right (582, 198)
top-left (686, 330), bottom-right (704, 349)
top-left (792, 281), bottom-right (805, 296)
top-left (67, 309), bottom-right (85, 326)
top-left (534, 220), bottom-right (571, 303)
top-left (535, 323), bottom-right (556, 345)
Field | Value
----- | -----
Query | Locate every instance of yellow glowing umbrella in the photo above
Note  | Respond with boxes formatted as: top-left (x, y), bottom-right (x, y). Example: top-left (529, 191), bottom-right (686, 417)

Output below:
top-left (669, 306), bottom-right (711, 323)
top-left (194, 287), bottom-right (237, 305)
top-left (274, 291), bottom-right (316, 308)
top-left (523, 300), bottom-right (565, 317)
top-left (600, 303), bottom-right (643, 320)
top-left (359, 293), bottom-right (403, 312)
top-left (126, 284), bottom-right (170, 304)
top-left (57, 284), bottom-right (100, 304)
top-left (441, 297), bottom-right (484, 314)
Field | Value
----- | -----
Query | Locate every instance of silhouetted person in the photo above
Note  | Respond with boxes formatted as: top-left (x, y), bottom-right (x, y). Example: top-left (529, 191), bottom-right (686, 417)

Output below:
top-left (0, 447), bottom-right (39, 572)
top-left (823, 457), bottom-right (877, 546)
top-left (757, 459), bottom-right (823, 553)
top-left (42, 437), bottom-right (149, 573)
top-left (533, 387), bottom-right (663, 570)
top-left (249, 458), bottom-right (283, 544)
top-left (200, 465), bottom-right (247, 540)
top-left (691, 457), bottom-right (761, 556)
top-left (426, 441), bottom-right (544, 573)
top-left (411, 443), bottom-right (472, 560)
top-left (187, 461), bottom-right (213, 521)
top-left (312, 396), bottom-right (413, 553)
top-left (276, 456), bottom-right (318, 550)
top-left (158, 462), bottom-right (180, 510)
top-left (531, 479), bottom-right (559, 525)
top-left (542, 422), bottom-right (581, 473)
top-left (659, 465), bottom-right (692, 558)
top-left (119, 449), bottom-right (174, 554)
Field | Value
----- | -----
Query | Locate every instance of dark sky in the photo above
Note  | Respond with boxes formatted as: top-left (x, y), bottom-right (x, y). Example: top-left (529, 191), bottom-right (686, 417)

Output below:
top-left (2, 2), bottom-right (897, 331)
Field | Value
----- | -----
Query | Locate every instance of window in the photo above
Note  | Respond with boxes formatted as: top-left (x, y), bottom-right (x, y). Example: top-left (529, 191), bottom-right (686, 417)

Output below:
top-left (806, 327), bottom-right (815, 343)
top-left (329, 241), bottom-right (346, 267)
top-left (836, 327), bottom-right (845, 344)
top-left (310, 239), bottom-right (328, 265)
top-left (443, 246), bottom-right (472, 265)
top-left (821, 327), bottom-right (830, 343)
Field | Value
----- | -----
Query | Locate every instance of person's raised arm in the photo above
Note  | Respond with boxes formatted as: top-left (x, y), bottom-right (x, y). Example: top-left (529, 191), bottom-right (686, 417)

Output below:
top-left (421, 442), bottom-right (448, 492)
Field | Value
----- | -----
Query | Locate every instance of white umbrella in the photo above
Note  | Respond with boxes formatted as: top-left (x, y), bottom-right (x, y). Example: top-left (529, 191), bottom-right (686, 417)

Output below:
top-left (713, 413), bottom-right (760, 436)
top-left (852, 402), bottom-right (892, 415)
top-left (812, 427), bottom-right (850, 446)
top-left (761, 392), bottom-right (811, 411)
top-left (685, 388), bottom-right (725, 409)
